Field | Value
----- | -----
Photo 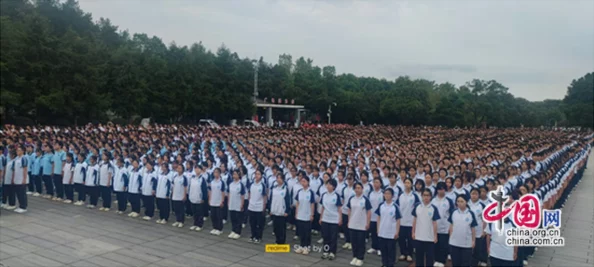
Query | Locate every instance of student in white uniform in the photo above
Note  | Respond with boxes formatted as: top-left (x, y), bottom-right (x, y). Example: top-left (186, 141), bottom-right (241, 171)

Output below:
top-left (98, 153), bottom-right (114, 211)
top-left (269, 173), bottom-right (290, 244)
top-left (171, 164), bottom-right (188, 227)
top-left (127, 159), bottom-right (143, 217)
top-left (141, 161), bottom-right (158, 220)
top-left (62, 153), bottom-right (75, 204)
top-left (486, 218), bottom-right (518, 267)
top-left (347, 182), bottom-right (372, 266)
top-left (367, 177), bottom-right (384, 256)
top-left (84, 155), bottom-right (100, 209)
top-left (449, 194), bottom-right (477, 267)
top-left (112, 158), bottom-right (129, 214)
top-left (227, 170), bottom-right (246, 239)
top-left (468, 188), bottom-right (487, 266)
top-left (294, 176), bottom-right (315, 255)
top-left (247, 169), bottom-right (267, 243)
top-left (376, 188), bottom-right (402, 267)
top-left (12, 146), bottom-right (29, 213)
top-left (188, 165), bottom-right (208, 231)
top-left (319, 179), bottom-right (342, 260)
top-left (341, 173), bottom-right (356, 250)
top-left (208, 168), bottom-right (226, 235)
top-left (73, 154), bottom-right (88, 206)
top-left (155, 163), bottom-right (172, 224)
top-left (412, 188), bottom-right (440, 267)
top-left (396, 178), bottom-right (419, 262)
top-left (431, 182), bottom-right (455, 267)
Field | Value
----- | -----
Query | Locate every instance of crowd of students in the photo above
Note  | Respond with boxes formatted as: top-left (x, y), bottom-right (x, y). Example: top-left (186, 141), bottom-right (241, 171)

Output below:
top-left (0, 124), bottom-right (591, 267)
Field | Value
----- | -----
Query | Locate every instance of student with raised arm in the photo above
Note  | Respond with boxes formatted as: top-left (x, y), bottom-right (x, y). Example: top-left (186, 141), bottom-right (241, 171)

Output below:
top-left (412, 188), bottom-right (440, 267)
top-left (449, 194), bottom-right (477, 267)
top-left (376, 188), bottom-right (401, 267)
top-left (294, 175), bottom-right (315, 255)
top-left (171, 164), bottom-right (188, 228)
top-left (319, 179), bottom-right (342, 261)
top-left (347, 182), bottom-right (372, 267)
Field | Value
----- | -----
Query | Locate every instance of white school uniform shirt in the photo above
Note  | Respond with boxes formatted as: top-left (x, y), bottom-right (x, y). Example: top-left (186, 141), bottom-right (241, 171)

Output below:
top-left (113, 166), bottom-right (130, 192)
top-left (412, 202), bottom-right (441, 242)
top-left (227, 180), bottom-right (246, 211)
top-left (486, 222), bottom-right (515, 261)
top-left (368, 188), bottom-right (384, 222)
top-left (155, 172), bottom-right (172, 199)
top-left (128, 167), bottom-right (143, 194)
top-left (188, 173), bottom-right (208, 204)
top-left (448, 208), bottom-right (478, 248)
top-left (468, 200), bottom-right (486, 237)
top-left (12, 156), bottom-right (29, 184)
top-left (141, 170), bottom-right (158, 196)
top-left (291, 181), bottom-right (303, 207)
top-left (341, 185), bottom-right (355, 215)
top-left (209, 177), bottom-right (226, 207)
top-left (316, 182), bottom-right (329, 213)
top-left (361, 182), bottom-right (372, 197)
top-left (320, 191), bottom-right (342, 224)
top-left (269, 183), bottom-right (290, 216)
top-left (62, 162), bottom-right (74, 184)
top-left (73, 162), bottom-right (87, 184)
top-left (295, 187), bottom-right (315, 221)
top-left (375, 200), bottom-right (402, 239)
top-left (170, 172), bottom-right (188, 201)
top-left (248, 179), bottom-right (267, 212)
top-left (396, 190), bottom-right (421, 227)
top-left (309, 176), bottom-right (323, 202)
top-left (347, 194), bottom-right (372, 231)
top-left (431, 195), bottom-right (455, 234)
top-left (385, 183), bottom-right (402, 198)
top-left (84, 164), bottom-right (99, 186)
top-left (98, 161), bottom-right (114, 186)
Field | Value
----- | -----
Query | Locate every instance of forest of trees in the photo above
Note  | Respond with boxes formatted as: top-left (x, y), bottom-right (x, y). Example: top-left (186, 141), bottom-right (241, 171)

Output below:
top-left (1, 0), bottom-right (592, 128)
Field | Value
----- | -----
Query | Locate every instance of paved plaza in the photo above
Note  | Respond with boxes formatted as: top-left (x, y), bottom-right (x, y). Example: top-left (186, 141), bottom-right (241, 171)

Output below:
top-left (1, 154), bottom-right (593, 267)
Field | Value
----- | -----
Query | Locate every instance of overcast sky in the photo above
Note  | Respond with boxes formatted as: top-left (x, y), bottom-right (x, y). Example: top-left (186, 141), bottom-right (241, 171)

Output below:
top-left (78, 0), bottom-right (593, 101)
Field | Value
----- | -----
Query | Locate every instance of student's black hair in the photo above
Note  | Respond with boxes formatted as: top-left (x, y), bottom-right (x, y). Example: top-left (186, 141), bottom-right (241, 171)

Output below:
top-left (66, 152), bottom-right (74, 160)
top-left (436, 181), bottom-right (447, 191)
top-left (421, 188), bottom-right (433, 197)
top-left (326, 178), bottom-right (337, 189)
top-left (414, 179), bottom-right (425, 191)
top-left (353, 181), bottom-right (363, 190)
top-left (455, 194), bottom-right (469, 204)
top-left (384, 187), bottom-right (394, 196)
top-left (470, 187), bottom-right (480, 196)
top-left (403, 177), bottom-right (413, 186)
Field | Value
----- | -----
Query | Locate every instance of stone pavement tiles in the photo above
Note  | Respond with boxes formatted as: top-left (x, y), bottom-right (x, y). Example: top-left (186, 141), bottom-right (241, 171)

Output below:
top-left (1, 153), bottom-right (593, 267)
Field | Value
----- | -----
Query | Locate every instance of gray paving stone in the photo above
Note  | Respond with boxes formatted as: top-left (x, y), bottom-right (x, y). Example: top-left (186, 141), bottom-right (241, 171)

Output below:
top-left (111, 249), bottom-right (164, 264)
top-left (16, 253), bottom-right (64, 267)
top-left (69, 260), bottom-right (101, 267)
top-left (20, 235), bottom-right (60, 249)
top-left (129, 245), bottom-right (175, 259)
top-left (33, 248), bottom-right (81, 264)
top-left (85, 256), bottom-right (128, 267)
top-left (101, 252), bottom-right (151, 266)
top-left (49, 245), bottom-right (95, 260)
top-left (180, 251), bottom-right (235, 266)
top-left (1, 255), bottom-right (37, 267)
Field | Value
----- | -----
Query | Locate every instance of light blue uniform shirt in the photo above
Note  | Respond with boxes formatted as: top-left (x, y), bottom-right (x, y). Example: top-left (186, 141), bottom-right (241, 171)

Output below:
top-left (52, 150), bottom-right (66, 175)
top-left (41, 153), bottom-right (53, 176)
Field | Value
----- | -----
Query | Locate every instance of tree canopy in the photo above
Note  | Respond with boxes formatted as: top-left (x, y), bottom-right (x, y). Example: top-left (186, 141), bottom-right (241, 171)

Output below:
top-left (1, 0), bottom-right (592, 128)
